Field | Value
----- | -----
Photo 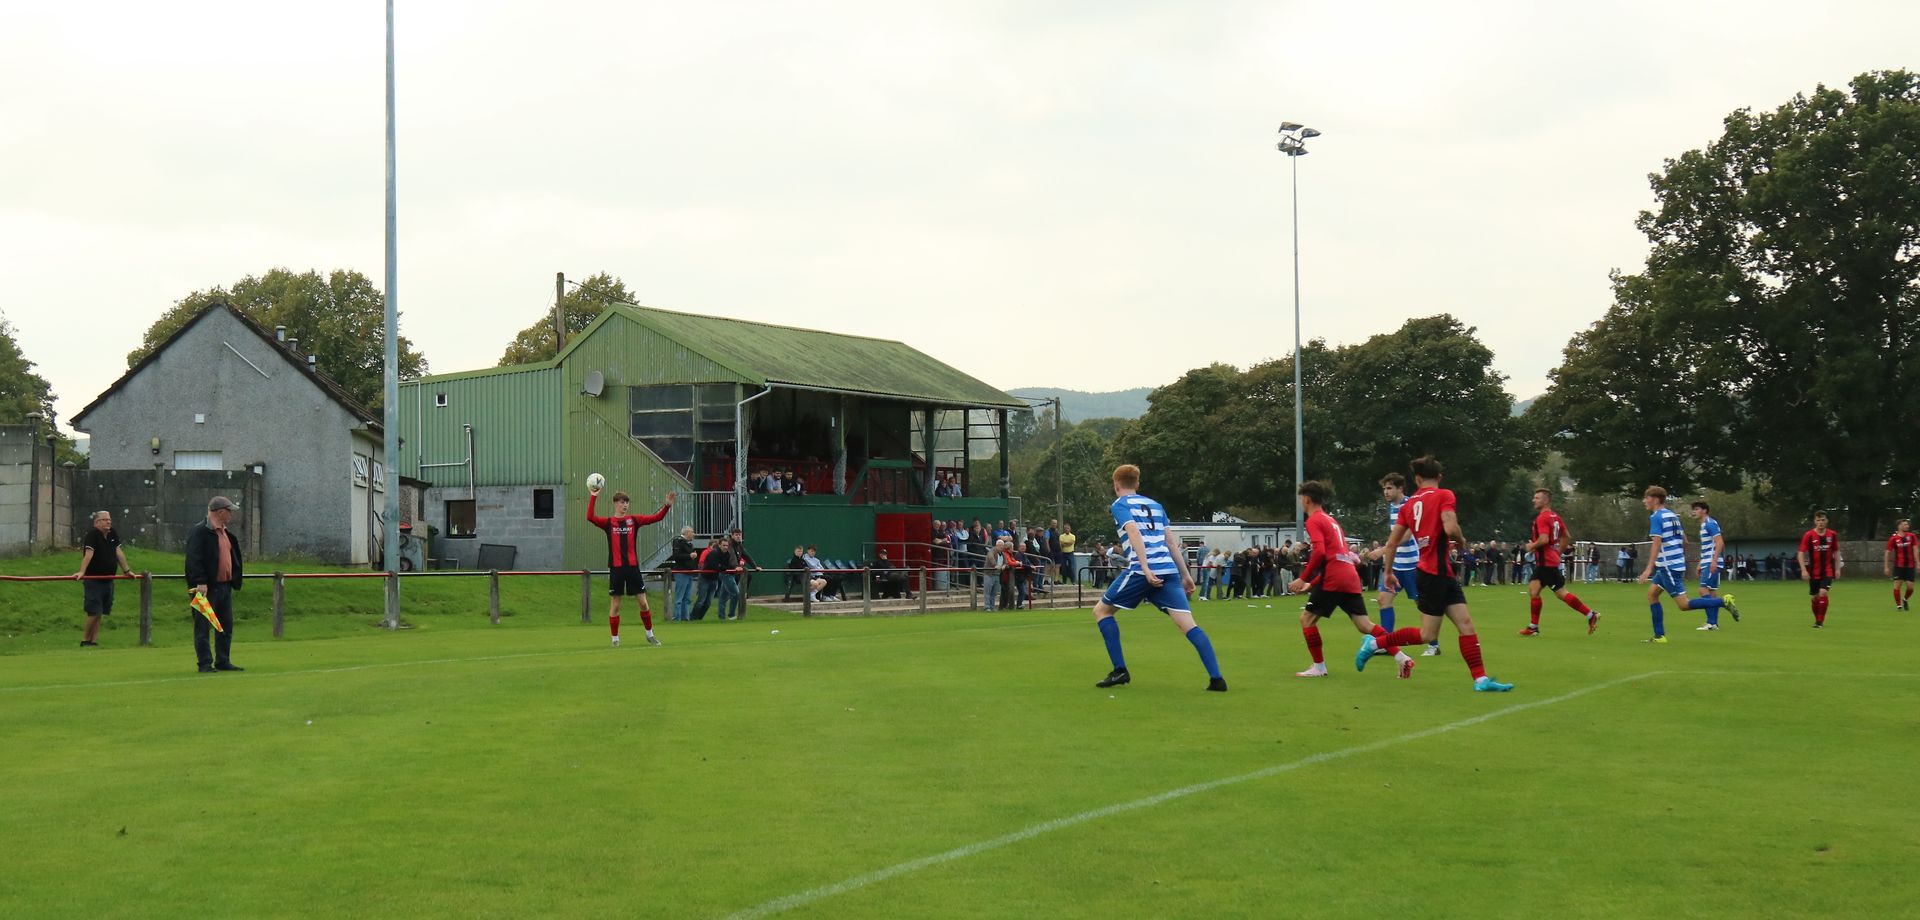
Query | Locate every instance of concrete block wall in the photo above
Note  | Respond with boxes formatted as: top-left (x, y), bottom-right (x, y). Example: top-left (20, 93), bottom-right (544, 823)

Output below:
top-left (0, 425), bottom-right (73, 552)
top-left (68, 469), bottom-right (265, 558)
top-left (422, 484), bottom-right (566, 570)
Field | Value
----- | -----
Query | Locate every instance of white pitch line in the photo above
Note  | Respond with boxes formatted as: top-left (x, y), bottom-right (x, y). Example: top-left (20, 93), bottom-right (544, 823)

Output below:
top-left (0, 619), bottom-right (1074, 695)
top-left (718, 670), bottom-right (1667, 920)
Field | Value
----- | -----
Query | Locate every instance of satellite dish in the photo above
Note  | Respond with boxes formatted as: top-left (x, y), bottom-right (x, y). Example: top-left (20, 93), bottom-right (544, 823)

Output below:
top-left (582, 370), bottom-right (605, 398)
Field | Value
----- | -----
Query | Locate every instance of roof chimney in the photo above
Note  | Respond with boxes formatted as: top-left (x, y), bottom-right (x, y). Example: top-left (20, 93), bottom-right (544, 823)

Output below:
top-left (274, 325), bottom-right (286, 342)
top-left (307, 354), bottom-right (317, 370)
top-left (287, 337), bottom-right (299, 354)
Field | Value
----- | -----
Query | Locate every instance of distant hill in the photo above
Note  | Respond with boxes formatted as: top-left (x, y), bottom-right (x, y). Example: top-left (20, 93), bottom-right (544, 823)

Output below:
top-left (1007, 387), bottom-right (1154, 423)
top-left (1512, 397), bottom-right (1535, 417)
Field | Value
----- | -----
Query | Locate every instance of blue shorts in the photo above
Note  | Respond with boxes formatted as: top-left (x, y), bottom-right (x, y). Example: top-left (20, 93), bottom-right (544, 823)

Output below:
top-left (1101, 570), bottom-right (1190, 614)
top-left (1698, 567), bottom-right (1720, 591)
top-left (1379, 567), bottom-right (1420, 600)
top-left (1651, 567), bottom-right (1688, 599)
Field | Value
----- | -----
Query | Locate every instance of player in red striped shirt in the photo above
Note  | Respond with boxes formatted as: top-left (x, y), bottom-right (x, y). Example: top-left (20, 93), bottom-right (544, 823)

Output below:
top-left (588, 484), bottom-right (676, 647)
top-left (1519, 489), bottom-right (1599, 636)
top-left (1797, 511), bottom-right (1841, 628)
top-left (1361, 456), bottom-right (1513, 692)
top-left (1287, 481), bottom-right (1415, 680)
top-left (1885, 519), bottom-right (1916, 611)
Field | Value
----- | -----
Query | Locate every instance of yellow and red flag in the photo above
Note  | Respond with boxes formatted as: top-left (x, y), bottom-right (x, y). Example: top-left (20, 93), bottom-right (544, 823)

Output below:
top-left (189, 592), bottom-right (225, 633)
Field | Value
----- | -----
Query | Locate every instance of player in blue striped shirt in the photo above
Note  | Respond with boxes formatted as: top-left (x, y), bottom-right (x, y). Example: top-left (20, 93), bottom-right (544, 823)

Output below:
top-left (1637, 486), bottom-right (1735, 643)
top-left (1690, 500), bottom-right (1739, 630)
top-left (1091, 464), bottom-right (1226, 691)
top-left (1370, 472), bottom-right (1441, 658)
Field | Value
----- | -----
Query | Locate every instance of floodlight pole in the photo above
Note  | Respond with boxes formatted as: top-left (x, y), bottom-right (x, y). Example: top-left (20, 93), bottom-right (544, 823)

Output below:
top-left (380, 0), bottom-right (401, 628)
top-left (1277, 124), bottom-right (1316, 542)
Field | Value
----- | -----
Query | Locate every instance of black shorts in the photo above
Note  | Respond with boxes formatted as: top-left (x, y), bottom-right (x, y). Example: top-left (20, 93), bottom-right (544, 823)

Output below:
top-left (608, 566), bottom-right (648, 597)
top-left (1415, 571), bottom-right (1468, 617)
top-left (1304, 588), bottom-right (1368, 619)
top-left (1531, 565), bottom-right (1565, 591)
top-left (1808, 577), bottom-right (1833, 596)
top-left (1896, 567), bottom-right (1916, 582)
top-left (83, 580), bottom-right (115, 615)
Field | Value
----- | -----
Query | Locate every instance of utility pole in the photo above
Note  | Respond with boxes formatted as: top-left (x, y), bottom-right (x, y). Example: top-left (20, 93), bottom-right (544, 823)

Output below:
top-left (553, 272), bottom-right (567, 351)
top-left (1053, 396), bottom-right (1064, 522)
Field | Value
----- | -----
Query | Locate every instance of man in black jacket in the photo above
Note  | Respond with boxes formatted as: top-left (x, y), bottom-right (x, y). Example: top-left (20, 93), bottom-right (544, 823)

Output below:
top-left (184, 496), bottom-right (245, 673)
top-left (668, 526), bottom-right (699, 621)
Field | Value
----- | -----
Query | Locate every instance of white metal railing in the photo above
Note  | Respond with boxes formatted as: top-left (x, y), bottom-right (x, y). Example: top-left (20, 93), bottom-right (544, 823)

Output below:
top-left (685, 491), bottom-right (736, 537)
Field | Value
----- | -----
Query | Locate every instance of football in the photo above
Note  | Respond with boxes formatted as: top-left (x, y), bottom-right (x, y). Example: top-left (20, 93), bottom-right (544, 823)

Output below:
top-left (586, 472), bottom-right (606, 492)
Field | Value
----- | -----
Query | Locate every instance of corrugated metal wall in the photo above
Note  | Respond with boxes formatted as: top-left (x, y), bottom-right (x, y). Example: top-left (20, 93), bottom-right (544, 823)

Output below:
top-left (399, 367), bottom-right (563, 486)
top-left (560, 314), bottom-right (752, 569)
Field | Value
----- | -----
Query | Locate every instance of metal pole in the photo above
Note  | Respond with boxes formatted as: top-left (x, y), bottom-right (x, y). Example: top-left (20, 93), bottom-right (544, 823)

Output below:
top-left (385, 572), bottom-right (400, 627)
top-left (1290, 150), bottom-right (1305, 543)
top-left (272, 572), bottom-right (285, 638)
top-left (380, 0), bottom-right (403, 624)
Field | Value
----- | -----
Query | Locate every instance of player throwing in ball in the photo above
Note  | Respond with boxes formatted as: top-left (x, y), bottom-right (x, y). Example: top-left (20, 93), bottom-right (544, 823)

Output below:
top-left (1091, 464), bottom-right (1226, 692)
top-left (1290, 481), bottom-right (1414, 679)
top-left (1518, 489), bottom-right (1600, 636)
top-left (587, 478), bottom-right (675, 647)
top-left (1359, 456), bottom-right (1513, 692)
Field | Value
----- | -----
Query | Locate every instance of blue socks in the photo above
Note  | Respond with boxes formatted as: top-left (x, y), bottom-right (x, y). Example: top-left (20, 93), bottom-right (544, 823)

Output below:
top-left (1186, 627), bottom-right (1222, 679)
top-left (1650, 602), bottom-right (1666, 637)
top-left (1694, 595), bottom-right (1722, 625)
top-left (1380, 605), bottom-right (1395, 631)
top-left (1098, 617), bottom-right (1126, 670)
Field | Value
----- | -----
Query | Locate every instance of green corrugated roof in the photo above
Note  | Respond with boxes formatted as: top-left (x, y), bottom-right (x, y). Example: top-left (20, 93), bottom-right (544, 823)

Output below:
top-left (564, 305), bottom-right (1024, 408)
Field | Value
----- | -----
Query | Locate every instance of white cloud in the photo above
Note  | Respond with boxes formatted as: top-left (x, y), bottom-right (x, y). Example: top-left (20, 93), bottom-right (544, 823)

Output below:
top-left (3, 0), bottom-right (1915, 433)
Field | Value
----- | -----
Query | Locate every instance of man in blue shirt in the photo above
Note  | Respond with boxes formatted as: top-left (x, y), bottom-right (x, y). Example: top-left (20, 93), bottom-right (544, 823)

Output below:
top-left (1637, 486), bottom-right (1737, 643)
top-left (1091, 464), bottom-right (1226, 692)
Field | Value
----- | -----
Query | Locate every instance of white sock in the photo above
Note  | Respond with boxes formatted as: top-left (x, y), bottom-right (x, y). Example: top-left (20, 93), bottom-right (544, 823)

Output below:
top-left (1395, 651), bottom-right (1412, 663)
top-left (645, 628), bottom-right (655, 637)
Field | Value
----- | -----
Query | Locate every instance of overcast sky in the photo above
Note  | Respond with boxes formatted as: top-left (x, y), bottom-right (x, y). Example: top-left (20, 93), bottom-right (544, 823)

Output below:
top-left (5, 1), bottom-right (1915, 436)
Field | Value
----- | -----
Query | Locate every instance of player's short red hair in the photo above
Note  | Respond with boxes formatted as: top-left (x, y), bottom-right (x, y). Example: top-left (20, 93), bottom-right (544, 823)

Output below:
top-left (1112, 464), bottom-right (1141, 490)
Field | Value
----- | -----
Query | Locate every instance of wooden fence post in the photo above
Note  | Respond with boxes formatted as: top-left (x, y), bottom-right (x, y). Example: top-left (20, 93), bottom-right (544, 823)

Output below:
top-left (580, 572), bottom-right (592, 623)
top-left (272, 572), bottom-right (285, 637)
top-left (489, 570), bottom-right (501, 625)
top-left (137, 573), bottom-right (153, 646)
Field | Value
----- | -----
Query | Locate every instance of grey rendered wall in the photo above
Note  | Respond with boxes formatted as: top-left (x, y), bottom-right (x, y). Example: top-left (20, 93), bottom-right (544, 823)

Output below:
top-left (76, 309), bottom-right (372, 562)
top-left (421, 484), bottom-right (566, 570)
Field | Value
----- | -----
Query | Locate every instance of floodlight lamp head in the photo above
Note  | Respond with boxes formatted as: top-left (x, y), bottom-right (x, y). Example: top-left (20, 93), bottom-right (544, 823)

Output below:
top-left (1300, 127), bottom-right (1321, 138)
top-left (1279, 122), bottom-right (1303, 132)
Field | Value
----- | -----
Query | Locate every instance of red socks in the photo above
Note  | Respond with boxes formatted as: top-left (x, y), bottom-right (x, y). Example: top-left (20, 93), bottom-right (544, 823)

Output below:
top-left (640, 609), bottom-right (653, 631)
top-left (610, 614), bottom-right (621, 638)
top-left (1561, 592), bottom-right (1592, 615)
top-left (1369, 624), bottom-right (1400, 655)
top-left (1380, 627), bottom-right (1425, 649)
top-left (1303, 626), bottom-right (1324, 664)
top-left (1813, 595), bottom-right (1828, 625)
top-left (1529, 597), bottom-right (1543, 626)
top-left (1458, 634), bottom-right (1487, 680)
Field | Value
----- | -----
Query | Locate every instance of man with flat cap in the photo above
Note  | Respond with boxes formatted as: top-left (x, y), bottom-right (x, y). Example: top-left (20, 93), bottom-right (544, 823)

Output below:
top-left (185, 496), bottom-right (245, 673)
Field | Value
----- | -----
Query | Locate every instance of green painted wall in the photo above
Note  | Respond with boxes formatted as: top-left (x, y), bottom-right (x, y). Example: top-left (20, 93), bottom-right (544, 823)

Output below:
top-left (559, 313), bottom-right (751, 569)
top-left (398, 367), bottom-right (562, 485)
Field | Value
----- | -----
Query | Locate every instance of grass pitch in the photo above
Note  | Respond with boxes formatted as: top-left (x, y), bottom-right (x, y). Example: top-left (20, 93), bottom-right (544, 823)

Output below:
top-left (2, 571), bottom-right (1916, 919)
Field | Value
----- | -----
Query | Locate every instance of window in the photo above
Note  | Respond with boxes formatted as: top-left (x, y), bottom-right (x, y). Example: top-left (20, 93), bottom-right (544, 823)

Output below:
top-left (533, 489), bottom-right (555, 519)
top-left (446, 500), bottom-right (477, 538)
top-left (351, 454), bottom-right (370, 487)
top-left (371, 461), bottom-right (386, 494)
top-left (174, 451), bottom-right (223, 470)
top-left (435, 392), bottom-right (448, 407)
top-left (630, 383), bottom-right (739, 465)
